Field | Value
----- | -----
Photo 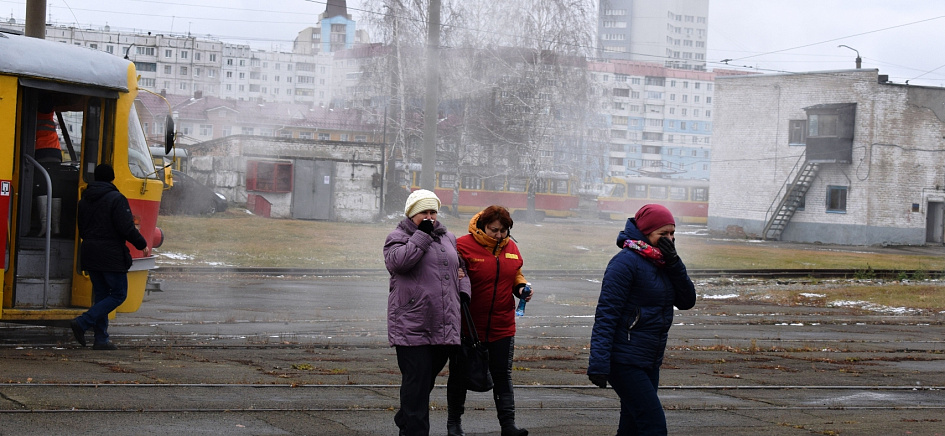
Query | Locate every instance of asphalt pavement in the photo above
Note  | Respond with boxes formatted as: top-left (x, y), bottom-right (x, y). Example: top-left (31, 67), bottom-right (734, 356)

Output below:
top-left (1, 272), bottom-right (944, 435)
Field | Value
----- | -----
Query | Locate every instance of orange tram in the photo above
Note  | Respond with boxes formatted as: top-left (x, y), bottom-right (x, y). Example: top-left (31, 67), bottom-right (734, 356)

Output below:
top-left (1, 32), bottom-right (174, 323)
top-left (409, 170), bottom-right (579, 220)
top-left (596, 176), bottom-right (709, 224)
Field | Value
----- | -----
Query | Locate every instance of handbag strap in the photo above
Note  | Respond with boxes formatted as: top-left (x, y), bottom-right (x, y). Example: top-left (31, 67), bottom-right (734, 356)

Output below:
top-left (460, 300), bottom-right (481, 344)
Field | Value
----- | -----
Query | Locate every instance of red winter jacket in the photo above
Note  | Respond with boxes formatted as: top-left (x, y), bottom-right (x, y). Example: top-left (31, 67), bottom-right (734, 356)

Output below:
top-left (456, 212), bottom-right (527, 343)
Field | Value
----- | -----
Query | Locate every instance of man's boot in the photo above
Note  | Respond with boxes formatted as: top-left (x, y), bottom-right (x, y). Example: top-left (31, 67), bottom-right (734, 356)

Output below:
top-left (35, 195), bottom-right (48, 237)
top-left (446, 383), bottom-right (466, 436)
top-left (51, 197), bottom-right (61, 236)
top-left (494, 392), bottom-right (528, 436)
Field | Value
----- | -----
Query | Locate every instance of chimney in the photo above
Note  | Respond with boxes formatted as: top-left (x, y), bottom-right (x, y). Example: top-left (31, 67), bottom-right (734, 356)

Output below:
top-left (194, 90), bottom-right (203, 99)
top-left (878, 75), bottom-right (888, 84)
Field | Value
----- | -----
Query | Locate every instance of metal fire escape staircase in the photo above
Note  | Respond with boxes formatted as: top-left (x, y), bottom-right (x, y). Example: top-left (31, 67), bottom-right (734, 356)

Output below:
top-left (762, 158), bottom-right (821, 240)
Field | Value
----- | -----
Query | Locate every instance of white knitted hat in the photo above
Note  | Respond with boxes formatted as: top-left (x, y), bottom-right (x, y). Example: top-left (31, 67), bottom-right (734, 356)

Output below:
top-left (404, 189), bottom-right (441, 217)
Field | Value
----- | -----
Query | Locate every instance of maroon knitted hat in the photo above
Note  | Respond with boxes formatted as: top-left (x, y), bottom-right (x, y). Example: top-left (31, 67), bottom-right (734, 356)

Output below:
top-left (635, 204), bottom-right (675, 235)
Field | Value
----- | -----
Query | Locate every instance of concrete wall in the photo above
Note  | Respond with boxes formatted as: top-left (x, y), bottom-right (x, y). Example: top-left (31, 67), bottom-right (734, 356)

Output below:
top-left (709, 69), bottom-right (945, 245)
top-left (185, 135), bottom-right (384, 222)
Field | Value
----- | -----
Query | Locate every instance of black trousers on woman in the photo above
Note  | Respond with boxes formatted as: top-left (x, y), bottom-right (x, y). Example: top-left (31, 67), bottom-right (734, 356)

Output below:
top-left (395, 344), bottom-right (456, 436)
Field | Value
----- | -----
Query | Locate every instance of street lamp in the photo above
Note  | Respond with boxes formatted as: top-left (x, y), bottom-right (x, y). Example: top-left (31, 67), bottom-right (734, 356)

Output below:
top-left (838, 45), bottom-right (861, 69)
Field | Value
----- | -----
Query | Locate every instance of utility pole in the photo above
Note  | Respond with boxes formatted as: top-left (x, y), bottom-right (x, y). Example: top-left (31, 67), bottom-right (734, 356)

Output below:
top-left (25, 0), bottom-right (46, 39)
top-left (420, 0), bottom-right (440, 191)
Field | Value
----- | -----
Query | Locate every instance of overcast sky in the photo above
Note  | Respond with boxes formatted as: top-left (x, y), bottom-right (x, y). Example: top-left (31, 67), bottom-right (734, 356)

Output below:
top-left (4, 0), bottom-right (944, 86)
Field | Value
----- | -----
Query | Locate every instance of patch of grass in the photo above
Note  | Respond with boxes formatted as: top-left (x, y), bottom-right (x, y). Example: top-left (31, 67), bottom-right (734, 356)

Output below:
top-left (155, 209), bottom-right (945, 272)
top-left (739, 284), bottom-right (945, 312)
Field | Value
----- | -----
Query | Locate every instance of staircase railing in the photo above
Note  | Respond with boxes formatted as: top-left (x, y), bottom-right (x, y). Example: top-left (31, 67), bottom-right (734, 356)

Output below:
top-left (762, 154), bottom-right (820, 240)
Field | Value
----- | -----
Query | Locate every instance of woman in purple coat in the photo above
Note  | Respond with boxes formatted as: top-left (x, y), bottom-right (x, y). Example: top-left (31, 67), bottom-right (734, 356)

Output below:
top-left (384, 189), bottom-right (471, 436)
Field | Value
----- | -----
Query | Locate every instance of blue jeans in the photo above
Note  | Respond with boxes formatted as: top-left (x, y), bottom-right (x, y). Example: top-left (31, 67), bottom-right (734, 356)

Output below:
top-left (75, 271), bottom-right (128, 345)
top-left (608, 362), bottom-right (666, 436)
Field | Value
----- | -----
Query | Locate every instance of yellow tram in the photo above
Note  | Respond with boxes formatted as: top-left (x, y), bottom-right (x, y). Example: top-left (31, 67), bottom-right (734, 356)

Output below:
top-left (0, 31), bottom-right (173, 323)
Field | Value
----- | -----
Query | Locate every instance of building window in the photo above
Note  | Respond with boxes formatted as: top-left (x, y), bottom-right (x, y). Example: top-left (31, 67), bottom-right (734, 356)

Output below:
top-left (808, 114), bottom-right (839, 137)
top-left (246, 161), bottom-right (293, 193)
top-left (318, 133), bottom-right (330, 140)
top-left (826, 186), bottom-right (847, 213)
top-left (199, 124), bottom-right (212, 136)
top-left (789, 120), bottom-right (807, 145)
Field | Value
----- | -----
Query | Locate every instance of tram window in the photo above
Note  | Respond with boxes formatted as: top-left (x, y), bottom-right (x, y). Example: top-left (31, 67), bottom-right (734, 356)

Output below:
top-left (81, 100), bottom-right (103, 182)
top-left (691, 187), bottom-right (708, 201)
top-left (611, 184), bottom-right (626, 198)
top-left (462, 175), bottom-right (481, 190)
top-left (439, 173), bottom-right (457, 189)
top-left (650, 186), bottom-right (669, 199)
top-left (669, 186), bottom-right (687, 201)
top-left (628, 184), bottom-right (647, 198)
top-left (508, 178), bottom-right (527, 192)
top-left (246, 160), bottom-right (293, 192)
top-left (552, 180), bottom-right (569, 194)
top-left (128, 105), bottom-right (159, 179)
top-left (483, 177), bottom-right (501, 191)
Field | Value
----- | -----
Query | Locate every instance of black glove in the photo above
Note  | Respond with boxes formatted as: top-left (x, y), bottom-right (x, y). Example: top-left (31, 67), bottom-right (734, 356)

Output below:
top-left (417, 219), bottom-right (434, 235)
top-left (657, 236), bottom-right (678, 266)
top-left (459, 292), bottom-right (470, 305)
top-left (588, 374), bottom-right (608, 389)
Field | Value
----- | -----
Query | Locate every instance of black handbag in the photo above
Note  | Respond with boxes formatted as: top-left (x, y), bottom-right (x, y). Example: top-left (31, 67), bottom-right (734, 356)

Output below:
top-left (459, 300), bottom-right (494, 392)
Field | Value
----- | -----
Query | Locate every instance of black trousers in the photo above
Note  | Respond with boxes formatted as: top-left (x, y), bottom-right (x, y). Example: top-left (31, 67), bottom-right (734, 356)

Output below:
top-left (394, 344), bottom-right (456, 435)
top-left (446, 335), bottom-right (516, 406)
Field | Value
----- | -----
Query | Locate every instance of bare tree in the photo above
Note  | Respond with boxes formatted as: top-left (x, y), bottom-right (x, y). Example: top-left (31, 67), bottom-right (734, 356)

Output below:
top-left (354, 0), bottom-right (605, 216)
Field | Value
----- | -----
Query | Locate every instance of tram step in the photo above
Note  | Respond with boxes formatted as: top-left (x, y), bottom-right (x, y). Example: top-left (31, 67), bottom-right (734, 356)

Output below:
top-left (13, 278), bottom-right (72, 307)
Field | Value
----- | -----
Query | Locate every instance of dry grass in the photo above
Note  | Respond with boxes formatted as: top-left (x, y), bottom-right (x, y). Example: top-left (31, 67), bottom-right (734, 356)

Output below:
top-left (755, 284), bottom-right (945, 311)
top-left (155, 208), bottom-right (945, 272)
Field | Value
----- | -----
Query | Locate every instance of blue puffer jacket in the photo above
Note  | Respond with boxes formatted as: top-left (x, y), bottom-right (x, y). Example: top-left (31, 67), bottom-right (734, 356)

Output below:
top-left (588, 218), bottom-right (696, 375)
top-left (384, 217), bottom-right (471, 347)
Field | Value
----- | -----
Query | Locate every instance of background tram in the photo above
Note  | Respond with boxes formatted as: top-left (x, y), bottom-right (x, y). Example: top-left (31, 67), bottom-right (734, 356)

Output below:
top-left (408, 169), bottom-right (579, 220)
top-left (597, 176), bottom-right (709, 223)
top-left (1, 32), bottom-right (172, 323)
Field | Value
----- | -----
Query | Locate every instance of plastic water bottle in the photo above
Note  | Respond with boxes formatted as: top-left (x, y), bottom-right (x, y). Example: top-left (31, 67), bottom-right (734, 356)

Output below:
top-left (515, 283), bottom-right (531, 317)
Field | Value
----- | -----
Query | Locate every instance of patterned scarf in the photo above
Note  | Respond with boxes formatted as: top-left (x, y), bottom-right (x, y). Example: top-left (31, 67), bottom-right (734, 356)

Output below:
top-left (623, 239), bottom-right (665, 267)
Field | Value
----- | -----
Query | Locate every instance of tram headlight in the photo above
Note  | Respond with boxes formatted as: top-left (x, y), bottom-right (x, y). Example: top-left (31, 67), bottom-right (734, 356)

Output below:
top-left (152, 227), bottom-right (165, 249)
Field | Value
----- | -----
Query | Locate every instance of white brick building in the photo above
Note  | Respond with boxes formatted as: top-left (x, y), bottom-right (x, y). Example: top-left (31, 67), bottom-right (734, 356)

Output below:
top-left (709, 69), bottom-right (945, 245)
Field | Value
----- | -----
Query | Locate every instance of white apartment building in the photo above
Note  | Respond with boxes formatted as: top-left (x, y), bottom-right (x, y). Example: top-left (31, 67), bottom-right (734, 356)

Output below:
top-left (598, 0), bottom-right (709, 71)
top-left (7, 0), bottom-right (366, 108)
top-left (590, 59), bottom-right (717, 180)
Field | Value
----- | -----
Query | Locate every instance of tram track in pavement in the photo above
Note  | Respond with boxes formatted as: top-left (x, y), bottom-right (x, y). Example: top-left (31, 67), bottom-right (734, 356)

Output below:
top-left (2, 383), bottom-right (944, 415)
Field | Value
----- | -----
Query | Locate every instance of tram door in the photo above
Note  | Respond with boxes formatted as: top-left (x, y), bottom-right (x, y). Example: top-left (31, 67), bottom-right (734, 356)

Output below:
top-left (11, 88), bottom-right (92, 308)
top-left (292, 160), bottom-right (333, 220)
top-left (926, 201), bottom-right (944, 244)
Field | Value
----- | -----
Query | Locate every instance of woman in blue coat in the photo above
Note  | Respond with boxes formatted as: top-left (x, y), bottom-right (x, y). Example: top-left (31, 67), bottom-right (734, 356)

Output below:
top-left (588, 204), bottom-right (697, 435)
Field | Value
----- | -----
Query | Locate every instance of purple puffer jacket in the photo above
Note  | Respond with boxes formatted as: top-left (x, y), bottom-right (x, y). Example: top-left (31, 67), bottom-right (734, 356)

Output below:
top-left (384, 217), bottom-right (471, 347)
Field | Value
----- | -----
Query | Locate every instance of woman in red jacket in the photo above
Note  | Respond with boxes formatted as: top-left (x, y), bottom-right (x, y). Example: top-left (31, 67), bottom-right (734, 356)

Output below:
top-left (447, 205), bottom-right (531, 436)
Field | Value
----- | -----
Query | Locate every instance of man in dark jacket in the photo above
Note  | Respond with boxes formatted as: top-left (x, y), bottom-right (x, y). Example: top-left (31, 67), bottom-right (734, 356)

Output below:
top-left (70, 164), bottom-right (148, 350)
